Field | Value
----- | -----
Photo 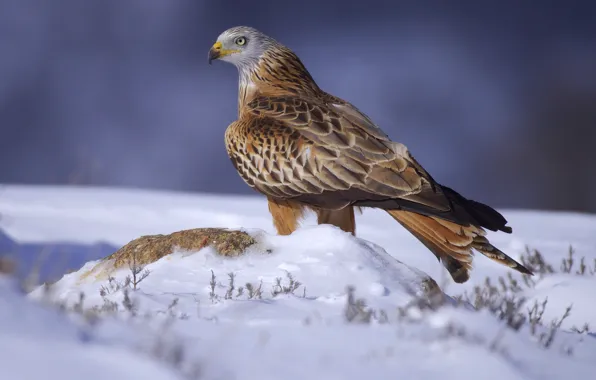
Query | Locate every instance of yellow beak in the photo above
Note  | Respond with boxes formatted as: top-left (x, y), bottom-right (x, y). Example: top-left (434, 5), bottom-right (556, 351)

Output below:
top-left (208, 41), bottom-right (240, 64)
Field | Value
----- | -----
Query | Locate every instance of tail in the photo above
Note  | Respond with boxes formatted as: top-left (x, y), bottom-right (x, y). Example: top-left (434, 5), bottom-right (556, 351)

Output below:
top-left (354, 185), bottom-right (514, 235)
top-left (387, 210), bottom-right (533, 283)
top-left (440, 186), bottom-right (513, 234)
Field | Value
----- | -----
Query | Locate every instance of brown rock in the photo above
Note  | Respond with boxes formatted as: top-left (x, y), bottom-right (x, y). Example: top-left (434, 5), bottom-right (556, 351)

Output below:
top-left (109, 228), bottom-right (257, 268)
top-left (79, 228), bottom-right (257, 282)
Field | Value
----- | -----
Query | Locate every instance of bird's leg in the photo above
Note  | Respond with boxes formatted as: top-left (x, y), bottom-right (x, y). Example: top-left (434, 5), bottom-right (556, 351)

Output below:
top-left (314, 206), bottom-right (356, 236)
top-left (267, 198), bottom-right (306, 235)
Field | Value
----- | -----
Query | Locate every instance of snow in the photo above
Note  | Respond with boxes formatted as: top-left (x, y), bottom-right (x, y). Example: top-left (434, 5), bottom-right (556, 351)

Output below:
top-left (1, 184), bottom-right (596, 380)
top-left (36, 223), bottom-right (441, 324)
top-left (0, 275), bottom-right (185, 380)
top-left (524, 274), bottom-right (596, 330)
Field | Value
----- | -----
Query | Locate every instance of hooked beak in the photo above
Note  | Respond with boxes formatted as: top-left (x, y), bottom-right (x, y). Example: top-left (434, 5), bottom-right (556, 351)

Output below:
top-left (208, 41), bottom-right (222, 64)
top-left (208, 41), bottom-right (240, 64)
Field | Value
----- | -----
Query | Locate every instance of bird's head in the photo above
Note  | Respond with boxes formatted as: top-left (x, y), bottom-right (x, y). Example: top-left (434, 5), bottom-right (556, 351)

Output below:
top-left (208, 26), bottom-right (276, 68)
top-left (208, 26), bottom-right (320, 95)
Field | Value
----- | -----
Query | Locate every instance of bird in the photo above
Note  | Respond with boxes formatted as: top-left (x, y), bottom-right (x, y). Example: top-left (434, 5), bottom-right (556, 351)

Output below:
top-left (208, 26), bottom-right (533, 283)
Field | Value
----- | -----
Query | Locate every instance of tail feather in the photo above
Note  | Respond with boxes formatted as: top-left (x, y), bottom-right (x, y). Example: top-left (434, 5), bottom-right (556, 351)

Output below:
top-left (471, 236), bottom-right (533, 275)
top-left (391, 212), bottom-right (471, 283)
top-left (441, 186), bottom-right (512, 233)
top-left (387, 210), bottom-right (533, 283)
top-left (353, 185), bottom-right (513, 234)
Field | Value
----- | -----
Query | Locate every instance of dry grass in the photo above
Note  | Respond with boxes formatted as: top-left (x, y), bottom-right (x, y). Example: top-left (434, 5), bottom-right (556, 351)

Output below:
top-left (342, 245), bottom-right (593, 356)
top-left (207, 269), bottom-right (306, 303)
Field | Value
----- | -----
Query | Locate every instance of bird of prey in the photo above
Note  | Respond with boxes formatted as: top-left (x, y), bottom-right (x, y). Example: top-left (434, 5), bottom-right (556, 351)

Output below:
top-left (208, 26), bottom-right (533, 283)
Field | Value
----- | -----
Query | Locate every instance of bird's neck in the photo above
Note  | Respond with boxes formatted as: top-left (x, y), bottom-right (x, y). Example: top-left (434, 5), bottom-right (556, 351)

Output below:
top-left (237, 66), bottom-right (260, 112)
top-left (237, 48), bottom-right (321, 114)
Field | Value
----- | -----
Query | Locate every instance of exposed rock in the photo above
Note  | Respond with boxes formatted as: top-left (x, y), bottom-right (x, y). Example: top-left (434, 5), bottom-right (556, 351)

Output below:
top-left (108, 228), bottom-right (256, 268)
top-left (79, 228), bottom-right (257, 282)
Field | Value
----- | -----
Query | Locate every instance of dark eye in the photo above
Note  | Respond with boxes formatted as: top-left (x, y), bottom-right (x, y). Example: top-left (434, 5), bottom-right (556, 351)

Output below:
top-left (234, 36), bottom-right (247, 46)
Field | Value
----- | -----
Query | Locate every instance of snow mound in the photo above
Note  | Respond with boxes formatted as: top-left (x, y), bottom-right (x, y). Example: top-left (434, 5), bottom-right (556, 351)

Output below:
top-left (35, 225), bottom-right (444, 321)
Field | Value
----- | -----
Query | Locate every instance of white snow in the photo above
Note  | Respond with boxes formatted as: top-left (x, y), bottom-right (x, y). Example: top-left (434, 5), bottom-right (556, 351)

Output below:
top-left (1, 184), bottom-right (596, 380)
top-left (0, 275), bottom-right (185, 380)
top-left (35, 223), bottom-right (440, 324)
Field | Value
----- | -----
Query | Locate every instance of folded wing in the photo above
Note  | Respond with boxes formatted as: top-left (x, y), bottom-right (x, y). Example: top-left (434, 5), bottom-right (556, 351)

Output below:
top-left (233, 95), bottom-right (495, 229)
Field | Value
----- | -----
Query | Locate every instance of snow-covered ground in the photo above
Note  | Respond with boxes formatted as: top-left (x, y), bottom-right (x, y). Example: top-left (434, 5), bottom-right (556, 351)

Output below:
top-left (1, 185), bottom-right (595, 380)
top-left (0, 275), bottom-right (189, 380)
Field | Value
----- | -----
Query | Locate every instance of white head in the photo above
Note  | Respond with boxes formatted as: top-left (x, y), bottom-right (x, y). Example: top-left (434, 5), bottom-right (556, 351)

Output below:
top-left (208, 26), bottom-right (279, 70)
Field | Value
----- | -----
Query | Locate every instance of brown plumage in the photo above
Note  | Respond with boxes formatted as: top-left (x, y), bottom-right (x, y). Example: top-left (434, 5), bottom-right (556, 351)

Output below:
top-left (209, 26), bottom-right (533, 283)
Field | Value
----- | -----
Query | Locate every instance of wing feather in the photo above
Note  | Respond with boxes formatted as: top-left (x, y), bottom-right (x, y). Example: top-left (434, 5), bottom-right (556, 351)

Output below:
top-left (224, 95), bottom-right (458, 215)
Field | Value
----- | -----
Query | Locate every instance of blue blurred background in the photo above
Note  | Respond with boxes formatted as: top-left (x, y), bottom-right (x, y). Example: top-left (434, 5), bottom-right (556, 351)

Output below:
top-left (1, 0), bottom-right (595, 212)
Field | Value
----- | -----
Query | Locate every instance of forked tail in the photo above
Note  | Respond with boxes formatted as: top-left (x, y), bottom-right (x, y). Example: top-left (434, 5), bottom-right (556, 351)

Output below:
top-left (387, 210), bottom-right (533, 283)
